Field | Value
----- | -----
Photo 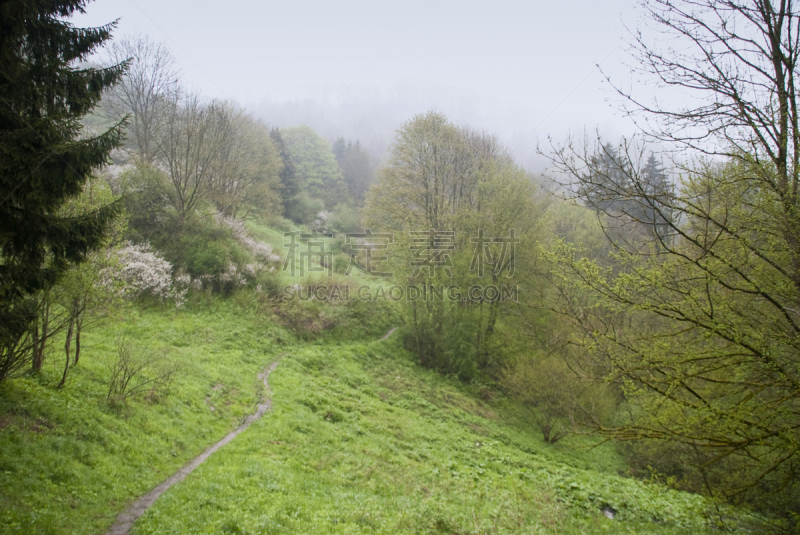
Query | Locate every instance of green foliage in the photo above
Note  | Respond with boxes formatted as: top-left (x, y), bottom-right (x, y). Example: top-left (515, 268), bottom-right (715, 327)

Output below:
top-left (503, 354), bottom-right (616, 444)
top-left (282, 126), bottom-right (346, 209)
top-left (173, 218), bottom-right (226, 272)
top-left (365, 112), bottom-right (547, 379)
top-left (179, 221), bottom-right (248, 280)
top-left (269, 128), bottom-right (301, 220)
top-left (0, 301), bottom-right (291, 534)
top-left (131, 339), bottom-right (764, 534)
top-left (0, 0), bottom-right (126, 381)
top-left (119, 163), bottom-right (173, 245)
top-left (49, 177), bottom-right (129, 384)
top-left (253, 270), bottom-right (284, 299)
top-left (543, 158), bottom-right (800, 516)
top-left (122, 183), bottom-right (269, 293)
top-left (326, 203), bottom-right (362, 234)
top-left (333, 137), bottom-right (376, 200)
top-left (364, 111), bottom-right (467, 232)
top-left (271, 276), bottom-right (398, 341)
top-left (282, 191), bottom-right (324, 226)
top-left (401, 300), bottom-right (482, 381)
top-left (205, 106), bottom-right (282, 220)
top-left (183, 238), bottom-right (229, 277)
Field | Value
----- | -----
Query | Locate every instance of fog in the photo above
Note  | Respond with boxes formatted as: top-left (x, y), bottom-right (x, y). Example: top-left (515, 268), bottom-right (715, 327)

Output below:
top-left (75, 0), bottom-right (648, 171)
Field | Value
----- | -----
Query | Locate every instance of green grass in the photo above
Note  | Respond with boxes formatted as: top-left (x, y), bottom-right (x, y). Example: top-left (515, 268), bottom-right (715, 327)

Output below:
top-left (0, 296), bottom-right (766, 534)
top-left (132, 335), bottom-right (763, 534)
top-left (0, 300), bottom-right (291, 535)
top-left (245, 217), bottom-right (297, 254)
top-left (244, 215), bottom-right (393, 291)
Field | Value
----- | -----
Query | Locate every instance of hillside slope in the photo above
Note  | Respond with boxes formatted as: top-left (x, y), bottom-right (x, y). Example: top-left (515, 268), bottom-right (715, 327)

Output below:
top-left (0, 302), bottom-right (290, 534)
top-left (0, 296), bottom-right (765, 534)
top-left (132, 336), bottom-right (759, 534)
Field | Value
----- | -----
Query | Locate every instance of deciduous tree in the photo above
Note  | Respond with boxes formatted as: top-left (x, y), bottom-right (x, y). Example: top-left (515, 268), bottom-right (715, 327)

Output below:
top-left (366, 112), bottom-right (544, 377)
top-left (155, 93), bottom-right (230, 235)
top-left (104, 34), bottom-right (179, 162)
top-left (282, 125), bottom-right (345, 208)
top-left (546, 0), bottom-right (800, 516)
top-left (208, 105), bottom-right (281, 219)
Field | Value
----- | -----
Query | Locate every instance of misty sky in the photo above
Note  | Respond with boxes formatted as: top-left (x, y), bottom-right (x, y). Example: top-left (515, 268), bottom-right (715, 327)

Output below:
top-left (74, 0), bottom-right (649, 168)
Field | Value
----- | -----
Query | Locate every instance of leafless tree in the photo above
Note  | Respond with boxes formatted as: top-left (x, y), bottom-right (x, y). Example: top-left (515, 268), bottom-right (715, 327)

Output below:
top-left (613, 0), bottom-right (800, 277)
top-left (155, 93), bottom-right (233, 234)
top-left (105, 35), bottom-right (179, 162)
top-left (107, 334), bottom-right (179, 403)
top-left (208, 103), bottom-right (282, 219)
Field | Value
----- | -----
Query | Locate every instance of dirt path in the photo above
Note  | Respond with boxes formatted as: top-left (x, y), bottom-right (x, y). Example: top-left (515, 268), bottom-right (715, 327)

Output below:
top-left (105, 328), bottom-right (397, 535)
top-left (105, 357), bottom-right (284, 535)
top-left (380, 327), bottom-right (398, 341)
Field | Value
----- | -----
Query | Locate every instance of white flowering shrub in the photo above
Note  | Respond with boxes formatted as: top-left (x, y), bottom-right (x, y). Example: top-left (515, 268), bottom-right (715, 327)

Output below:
top-left (216, 213), bottom-right (281, 264)
top-left (312, 211), bottom-right (330, 233)
top-left (174, 270), bottom-right (192, 287)
top-left (219, 262), bottom-right (248, 286)
top-left (112, 242), bottom-right (187, 306)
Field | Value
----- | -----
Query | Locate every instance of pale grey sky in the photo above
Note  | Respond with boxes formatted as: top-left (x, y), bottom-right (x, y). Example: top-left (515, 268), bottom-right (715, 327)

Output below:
top-left (74, 0), bottom-right (648, 168)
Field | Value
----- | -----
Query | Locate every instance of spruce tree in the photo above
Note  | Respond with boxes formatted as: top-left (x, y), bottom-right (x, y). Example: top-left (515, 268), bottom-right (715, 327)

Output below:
top-left (580, 143), bottom-right (631, 214)
top-left (639, 153), bottom-right (673, 244)
top-left (0, 0), bottom-right (126, 379)
top-left (269, 127), bottom-right (301, 219)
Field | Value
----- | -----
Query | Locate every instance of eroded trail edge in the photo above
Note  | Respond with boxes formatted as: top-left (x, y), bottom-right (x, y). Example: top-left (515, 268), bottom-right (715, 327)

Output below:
top-left (105, 356), bottom-right (285, 535)
top-left (105, 328), bottom-right (397, 535)
top-left (380, 327), bottom-right (398, 341)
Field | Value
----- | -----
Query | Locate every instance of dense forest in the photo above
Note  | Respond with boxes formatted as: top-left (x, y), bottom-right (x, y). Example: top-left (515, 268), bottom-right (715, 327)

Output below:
top-left (1, 0), bottom-right (799, 533)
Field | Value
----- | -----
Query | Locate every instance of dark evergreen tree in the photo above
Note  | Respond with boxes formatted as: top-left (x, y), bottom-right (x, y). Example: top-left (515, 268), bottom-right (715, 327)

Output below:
top-left (0, 0), bottom-right (126, 380)
top-left (331, 136), bottom-right (347, 162)
top-left (579, 143), bottom-right (631, 214)
top-left (269, 127), bottom-right (300, 219)
top-left (637, 153), bottom-right (674, 244)
top-left (578, 144), bottom-right (675, 246)
top-left (338, 139), bottom-right (374, 201)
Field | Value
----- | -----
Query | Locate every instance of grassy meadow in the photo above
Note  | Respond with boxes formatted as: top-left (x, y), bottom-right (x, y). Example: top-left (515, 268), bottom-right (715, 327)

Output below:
top-left (0, 296), bottom-right (767, 534)
top-left (132, 336), bottom-right (763, 534)
top-left (0, 300), bottom-right (289, 534)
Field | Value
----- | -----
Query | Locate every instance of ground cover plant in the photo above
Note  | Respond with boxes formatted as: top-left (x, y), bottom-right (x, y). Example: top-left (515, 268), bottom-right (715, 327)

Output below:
top-left (132, 335), bottom-right (766, 534)
top-left (0, 301), bottom-right (290, 534)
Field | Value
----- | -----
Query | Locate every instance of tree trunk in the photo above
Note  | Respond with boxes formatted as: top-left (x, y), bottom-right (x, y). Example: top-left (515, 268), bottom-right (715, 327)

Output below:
top-left (30, 291), bottom-right (49, 372)
top-left (74, 313), bottom-right (83, 365)
top-left (31, 313), bottom-right (41, 373)
top-left (59, 316), bottom-right (74, 388)
top-left (412, 294), bottom-right (424, 366)
top-left (40, 290), bottom-right (50, 365)
top-left (65, 310), bottom-right (74, 359)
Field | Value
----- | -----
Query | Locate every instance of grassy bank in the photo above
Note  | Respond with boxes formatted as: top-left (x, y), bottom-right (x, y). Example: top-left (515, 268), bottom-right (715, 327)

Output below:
top-left (132, 336), bottom-right (762, 534)
top-left (0, 300), bottom-right (290, 534)
top-left (0, 295), bottom-right (767, 535)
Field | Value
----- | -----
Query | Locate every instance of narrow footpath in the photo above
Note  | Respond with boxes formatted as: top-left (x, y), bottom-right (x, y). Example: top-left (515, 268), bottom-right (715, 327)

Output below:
top-left (105, 328), bottom-right (397, 535)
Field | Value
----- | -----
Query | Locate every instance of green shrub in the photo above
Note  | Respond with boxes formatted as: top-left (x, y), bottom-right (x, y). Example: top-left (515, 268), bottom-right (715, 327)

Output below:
top-left (182, 237), bottom-right (230, 278)
top-left (402, 303), bottom-right (481, 381)
top-left (332, 252), bottom-right (350, 273)
top-left (254, 269), bottom-right (283, 298)
top-left (284, 192), bottom-right (324, 225)
top-left (119, 163), bottom-right (173, 245)
top-left (327, 203), bottom-right (362, 234)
